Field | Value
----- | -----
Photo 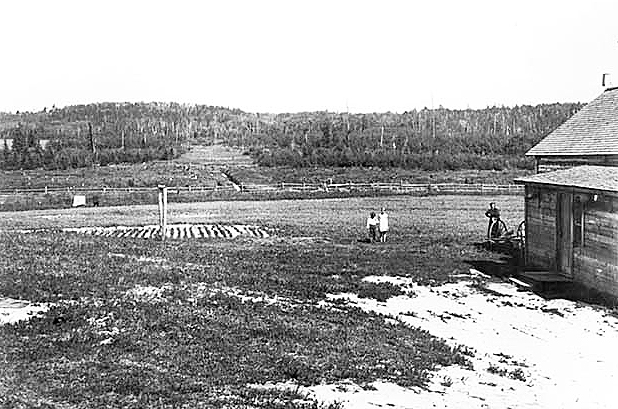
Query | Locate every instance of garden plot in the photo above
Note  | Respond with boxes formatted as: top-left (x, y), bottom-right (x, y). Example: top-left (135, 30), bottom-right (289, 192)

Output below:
top-left (59, 223), bottom-right (271, 239)
top-left (264, 275), bottom-right (618, 409)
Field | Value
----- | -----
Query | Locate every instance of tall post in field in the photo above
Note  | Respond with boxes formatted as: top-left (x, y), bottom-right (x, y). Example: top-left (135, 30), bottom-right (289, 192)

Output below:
top-left (158, 185), bottom-right (168, 241)
top-left (163, 187), bottom-right (168, 239)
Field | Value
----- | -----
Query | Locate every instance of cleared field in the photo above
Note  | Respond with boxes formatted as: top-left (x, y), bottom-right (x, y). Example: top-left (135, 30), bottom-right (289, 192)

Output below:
top-left (0, 144), bottom-right (529, 212)
top-left (176, 144), bottom-right (255, 166)
top-left (0, 162), bottom-right (231, 190)
top-left (0, 144), bottom-right (249, 192)
top-left (0, 195), bottom-right (522, 408)
top-left (0, 161), bottom-right (528, 192)
top-left (227, 165), bottom-right (532, 186)
top-left (0, 195), bottom-right (524, 237)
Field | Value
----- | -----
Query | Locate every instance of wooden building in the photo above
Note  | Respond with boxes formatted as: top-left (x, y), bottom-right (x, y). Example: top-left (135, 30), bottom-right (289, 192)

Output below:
top-left (516, 166), bottom-right (618, 297)
top-left (526, 87), bottom-right (618, 173)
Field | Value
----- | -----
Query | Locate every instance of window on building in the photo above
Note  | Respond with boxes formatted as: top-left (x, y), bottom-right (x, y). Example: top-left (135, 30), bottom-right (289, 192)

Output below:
top-left (573, 197), bottom-right (584, 247)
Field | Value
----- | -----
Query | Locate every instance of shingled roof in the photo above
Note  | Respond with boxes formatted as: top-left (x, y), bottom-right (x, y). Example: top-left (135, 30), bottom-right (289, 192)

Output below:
top-left (515, 165), bottom-right (618, 193)
top-left (526, 88), bottom-right (618, 156)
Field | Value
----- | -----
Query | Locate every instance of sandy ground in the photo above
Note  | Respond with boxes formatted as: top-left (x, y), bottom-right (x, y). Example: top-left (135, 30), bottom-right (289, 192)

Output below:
top-left (290, 274), bottom-right (618, 409)
top-left (5, 268), bottom-right (618, 408)
top-left (0, 298), bottom-right (50, 325)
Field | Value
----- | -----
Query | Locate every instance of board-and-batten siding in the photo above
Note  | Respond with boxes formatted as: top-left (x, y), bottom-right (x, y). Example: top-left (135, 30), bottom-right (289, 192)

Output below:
top-left (572, 206), bottom-right (618, 296)
top-left (525, 187), bottom-right (557, 269)
top-left (537, 156), bottom-right (618, 173)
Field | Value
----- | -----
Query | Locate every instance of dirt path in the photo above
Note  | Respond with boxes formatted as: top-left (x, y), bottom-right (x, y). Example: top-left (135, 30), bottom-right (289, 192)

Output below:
top-left (176, 144), bottom-right (254, 166)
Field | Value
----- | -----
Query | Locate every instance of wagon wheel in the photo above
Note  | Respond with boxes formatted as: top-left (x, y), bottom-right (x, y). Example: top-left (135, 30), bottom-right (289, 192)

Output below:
top-left (488, 219), bottom-right (508, 240)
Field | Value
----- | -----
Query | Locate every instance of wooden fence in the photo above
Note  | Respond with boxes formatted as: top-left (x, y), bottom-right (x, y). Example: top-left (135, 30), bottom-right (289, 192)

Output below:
top-left (0, 182), bottom-right (524, 196)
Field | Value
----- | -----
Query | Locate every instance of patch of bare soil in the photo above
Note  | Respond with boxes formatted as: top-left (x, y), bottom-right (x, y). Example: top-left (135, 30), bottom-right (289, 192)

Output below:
top-left (176, 144), bottom-right (254, 166)
top-left (0, 298), bottom-right (51, 325)
top-left (259, 275), bottom-right (618, 409)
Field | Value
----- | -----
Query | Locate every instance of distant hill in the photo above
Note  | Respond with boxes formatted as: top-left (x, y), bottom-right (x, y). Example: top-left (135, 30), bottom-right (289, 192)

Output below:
top-left (0, 102), bottom-right (246, 169)
top-left (0, 101), bottom-right (583, 171)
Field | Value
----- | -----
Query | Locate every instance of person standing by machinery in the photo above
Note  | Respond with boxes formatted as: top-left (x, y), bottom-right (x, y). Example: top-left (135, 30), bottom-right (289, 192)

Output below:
top-left (485, 202), bottom-right (501, 238)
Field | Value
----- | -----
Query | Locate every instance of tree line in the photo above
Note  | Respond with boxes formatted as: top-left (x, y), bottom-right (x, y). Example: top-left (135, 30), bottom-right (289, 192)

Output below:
top-left (0, 101), bottom-right (583, 171)
top-left (0, 102), bottom-right (201, 170)
top-left (237, 103), bottom-right (582, 170)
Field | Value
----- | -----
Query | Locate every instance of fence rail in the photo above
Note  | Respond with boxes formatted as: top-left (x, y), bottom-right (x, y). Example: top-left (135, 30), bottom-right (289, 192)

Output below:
top-left (0, 182), bottom-right (524, 196)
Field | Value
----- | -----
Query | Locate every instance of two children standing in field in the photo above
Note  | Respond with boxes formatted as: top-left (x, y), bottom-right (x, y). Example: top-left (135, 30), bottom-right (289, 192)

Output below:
top-left (366, 207), bottom-right (389, 242)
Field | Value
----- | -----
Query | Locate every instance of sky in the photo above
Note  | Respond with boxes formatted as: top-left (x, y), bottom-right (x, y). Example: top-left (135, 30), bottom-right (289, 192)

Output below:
top-left (1, 0), bottom-right (617, 114)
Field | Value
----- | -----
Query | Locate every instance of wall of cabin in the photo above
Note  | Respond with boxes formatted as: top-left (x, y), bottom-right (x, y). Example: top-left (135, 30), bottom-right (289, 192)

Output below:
top-left (525, 185), bottom-right (557, 270)
top-left (572, 196), bottom-right (618, 297)
top-left (537, 156), bottom-right (618, 173)
top-left (0, 138), bottom-right (50, 150)
top-left (525, 184), bottom-right (618, 298)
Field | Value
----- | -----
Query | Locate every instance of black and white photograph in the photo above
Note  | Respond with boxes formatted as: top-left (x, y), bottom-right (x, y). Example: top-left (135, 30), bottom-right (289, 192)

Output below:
top-left (1, 1), bottom-right (618, 407)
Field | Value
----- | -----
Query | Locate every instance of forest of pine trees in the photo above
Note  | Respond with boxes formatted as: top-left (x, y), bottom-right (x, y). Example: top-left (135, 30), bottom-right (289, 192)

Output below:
top-left (0, 101), bottom-right (582, 171)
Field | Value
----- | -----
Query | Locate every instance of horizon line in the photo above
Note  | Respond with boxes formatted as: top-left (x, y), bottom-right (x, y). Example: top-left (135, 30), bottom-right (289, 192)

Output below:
top-left (0, 98), bottom-right (587, 117)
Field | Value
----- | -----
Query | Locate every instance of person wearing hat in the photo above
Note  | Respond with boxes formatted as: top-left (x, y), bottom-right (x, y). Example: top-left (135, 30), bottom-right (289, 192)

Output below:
top-left (485, 202), bottom-right (501, 238)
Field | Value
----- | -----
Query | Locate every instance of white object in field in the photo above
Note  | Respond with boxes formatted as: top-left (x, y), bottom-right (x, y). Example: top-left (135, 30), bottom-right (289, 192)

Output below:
top-left (72, 195), bottom-right (86, 207)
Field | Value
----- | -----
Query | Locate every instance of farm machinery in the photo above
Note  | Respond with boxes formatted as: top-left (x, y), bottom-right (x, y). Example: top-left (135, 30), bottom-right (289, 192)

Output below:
top-left (486, 216), bottom-right (526, 257)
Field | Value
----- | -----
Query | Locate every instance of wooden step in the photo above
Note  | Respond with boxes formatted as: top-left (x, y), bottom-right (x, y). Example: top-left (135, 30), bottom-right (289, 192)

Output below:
top-left (509, 277), bottom-right (532, 289)
top-left (517, 271), bottom-right (573, 295)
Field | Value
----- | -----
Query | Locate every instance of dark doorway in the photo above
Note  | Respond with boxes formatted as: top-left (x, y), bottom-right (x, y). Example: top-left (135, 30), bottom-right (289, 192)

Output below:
top-left (556, 192), bottom-right (573, 277)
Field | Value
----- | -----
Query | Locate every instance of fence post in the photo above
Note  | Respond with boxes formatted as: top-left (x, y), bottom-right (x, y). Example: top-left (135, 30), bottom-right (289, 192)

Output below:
top-left (44, 186), bottom-right (48, 194)
top-left (157, 185), bottom-right (168, 242)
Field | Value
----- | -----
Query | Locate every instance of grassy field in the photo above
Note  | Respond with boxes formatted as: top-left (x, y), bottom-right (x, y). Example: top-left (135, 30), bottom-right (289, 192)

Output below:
top-left (0, 163), bottom-right (529, 192)
top-left (0, 184), bottom-right (497, 213)
top-left (0, 143), bottom-right (530, 212)
top-left (0, 144), bottom-right (251, 191)
top-left (0, 195), bottom-right (523, 408)
top-left (0, 162), bottom-right (231, 190)
top-left (227, 166), bottom-right (532, 186)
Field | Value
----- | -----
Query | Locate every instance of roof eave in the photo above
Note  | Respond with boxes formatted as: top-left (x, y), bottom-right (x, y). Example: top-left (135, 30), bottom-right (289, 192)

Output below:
top-left (524, 152), bottom-right (618, 157)
top-left (514, 179), bottom-right (618, 195)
